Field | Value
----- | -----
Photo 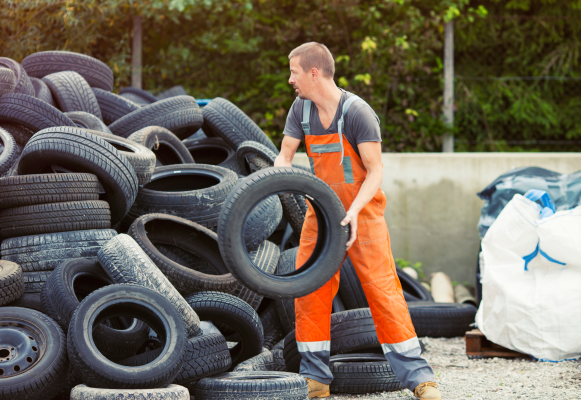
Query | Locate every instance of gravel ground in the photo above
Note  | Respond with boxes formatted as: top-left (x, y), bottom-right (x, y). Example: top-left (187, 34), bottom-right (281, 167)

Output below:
top-left (329, 337), bottom-right (581, 400)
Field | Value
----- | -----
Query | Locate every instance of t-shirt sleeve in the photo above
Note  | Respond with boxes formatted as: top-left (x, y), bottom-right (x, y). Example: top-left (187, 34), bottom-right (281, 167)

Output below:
top-left (347, 102), bottom-right (381, 145)
top-left (282, 98), bottom-right (304, 141)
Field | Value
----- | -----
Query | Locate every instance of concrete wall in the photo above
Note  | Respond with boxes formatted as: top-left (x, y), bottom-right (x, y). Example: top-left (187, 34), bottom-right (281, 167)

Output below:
top-left (293, 152), bottom-right (581, 285)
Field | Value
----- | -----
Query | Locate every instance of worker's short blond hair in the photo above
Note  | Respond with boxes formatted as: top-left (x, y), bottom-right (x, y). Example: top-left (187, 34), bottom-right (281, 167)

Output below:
top-left (288, 42), bottom-right (335, 78)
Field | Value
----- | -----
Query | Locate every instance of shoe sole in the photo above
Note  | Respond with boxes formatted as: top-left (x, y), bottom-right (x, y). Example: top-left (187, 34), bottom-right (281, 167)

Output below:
top-left (309, 389), bottom-right (330, 398)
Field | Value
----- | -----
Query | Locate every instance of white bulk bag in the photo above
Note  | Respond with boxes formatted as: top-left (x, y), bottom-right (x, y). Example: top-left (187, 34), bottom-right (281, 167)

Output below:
top-left (476, 190), bottom-right (581, 361)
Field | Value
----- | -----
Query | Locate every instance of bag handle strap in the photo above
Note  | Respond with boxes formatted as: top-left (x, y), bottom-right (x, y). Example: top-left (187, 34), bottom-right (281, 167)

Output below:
top-left (524, 189), bottom-right (555, 213)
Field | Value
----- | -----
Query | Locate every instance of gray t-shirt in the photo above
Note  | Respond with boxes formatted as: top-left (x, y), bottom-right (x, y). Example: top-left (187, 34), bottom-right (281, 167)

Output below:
top-left (282, 90), bottom-right (381, 158)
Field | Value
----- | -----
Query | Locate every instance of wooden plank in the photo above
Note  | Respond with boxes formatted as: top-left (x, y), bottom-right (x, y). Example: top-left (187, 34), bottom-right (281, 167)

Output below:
top-left (465, 329), bottom-right (529, 358)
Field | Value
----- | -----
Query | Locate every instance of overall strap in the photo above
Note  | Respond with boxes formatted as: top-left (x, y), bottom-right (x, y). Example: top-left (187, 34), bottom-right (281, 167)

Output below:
top-left (338, 95), bottom-right (362, 165)
top-left (301, 100), bottom-right (312, 136)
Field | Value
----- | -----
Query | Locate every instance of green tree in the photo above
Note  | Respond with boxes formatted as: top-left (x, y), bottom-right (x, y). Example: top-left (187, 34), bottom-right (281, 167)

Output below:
top-left (1, 0), bottom-right (480, 150)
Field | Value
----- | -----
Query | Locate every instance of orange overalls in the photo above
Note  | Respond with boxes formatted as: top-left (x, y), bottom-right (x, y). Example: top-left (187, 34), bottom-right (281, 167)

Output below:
top-left (294, 94), bottom-right (433, 391)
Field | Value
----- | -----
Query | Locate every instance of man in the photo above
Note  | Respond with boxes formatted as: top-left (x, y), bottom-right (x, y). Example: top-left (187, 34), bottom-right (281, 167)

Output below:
top-left (274, 42), bottom-right (441, 400)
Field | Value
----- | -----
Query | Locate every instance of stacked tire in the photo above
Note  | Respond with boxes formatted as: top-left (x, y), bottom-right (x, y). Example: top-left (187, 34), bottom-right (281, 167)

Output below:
top-left (0, 48), bottom-right (432, 400)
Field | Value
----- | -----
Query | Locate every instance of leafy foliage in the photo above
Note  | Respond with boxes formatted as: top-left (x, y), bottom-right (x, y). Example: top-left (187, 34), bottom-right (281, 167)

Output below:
top-left (455, 1), bottom-right (581, 151)
top-left (1, 0), bottom-right (480, 151)
top-left (5, 1), bottom-right (576, 152)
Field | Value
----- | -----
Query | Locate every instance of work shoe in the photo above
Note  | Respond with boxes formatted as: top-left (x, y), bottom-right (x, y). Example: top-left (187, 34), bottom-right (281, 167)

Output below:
top-left (414, 381), bottom-right (441, 400)
top-left (306, 378), bottom-right (330, 398)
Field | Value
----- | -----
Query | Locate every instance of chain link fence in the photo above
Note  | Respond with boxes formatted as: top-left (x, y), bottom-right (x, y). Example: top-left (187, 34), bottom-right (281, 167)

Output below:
top-left (454, 16), bottom-right (581, 152)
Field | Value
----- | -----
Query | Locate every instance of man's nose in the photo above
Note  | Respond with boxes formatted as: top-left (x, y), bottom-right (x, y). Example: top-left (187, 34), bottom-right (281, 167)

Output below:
top-left (289, 75), bottom-right (294, 84)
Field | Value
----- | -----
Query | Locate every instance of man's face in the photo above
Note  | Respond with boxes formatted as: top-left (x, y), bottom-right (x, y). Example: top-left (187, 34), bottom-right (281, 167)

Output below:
top-left (289, 56), bottom-right (312, 100)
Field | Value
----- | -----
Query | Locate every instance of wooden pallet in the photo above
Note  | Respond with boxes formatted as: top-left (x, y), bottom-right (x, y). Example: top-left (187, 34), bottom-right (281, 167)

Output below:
top-left (465, 329), bottom-right (530, 359)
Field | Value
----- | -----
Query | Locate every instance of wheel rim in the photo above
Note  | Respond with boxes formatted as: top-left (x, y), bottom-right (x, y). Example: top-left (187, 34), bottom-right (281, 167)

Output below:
top-left (0, 321), bottom-right (44, 377)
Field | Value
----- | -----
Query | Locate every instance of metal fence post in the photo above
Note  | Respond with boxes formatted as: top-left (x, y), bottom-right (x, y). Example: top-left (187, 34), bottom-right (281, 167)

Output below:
top-left (442, 20), bottom-right (454, 152)
top-left (132, 16), bottom-right (142, 89)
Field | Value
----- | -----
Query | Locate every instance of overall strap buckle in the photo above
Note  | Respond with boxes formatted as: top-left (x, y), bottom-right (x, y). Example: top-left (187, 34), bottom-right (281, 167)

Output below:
top-left (337, 95), bottom-right (362, 165)
top-left (301, 100), bottom-right (312, 136)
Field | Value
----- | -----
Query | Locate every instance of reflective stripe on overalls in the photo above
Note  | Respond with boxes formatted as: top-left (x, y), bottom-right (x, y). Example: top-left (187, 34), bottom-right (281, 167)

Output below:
top-left (295, 95), bottom-right (434, 391)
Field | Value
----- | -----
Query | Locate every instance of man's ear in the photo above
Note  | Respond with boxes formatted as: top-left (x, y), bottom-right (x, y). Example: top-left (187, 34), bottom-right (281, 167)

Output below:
top-left (311, 67), bottom-right (319, 82)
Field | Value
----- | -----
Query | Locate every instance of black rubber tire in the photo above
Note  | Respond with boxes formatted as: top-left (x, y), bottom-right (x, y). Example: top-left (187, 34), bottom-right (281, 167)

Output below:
top-left (174, 332), bottom-right (232, 384)
top-left (22, 50), bottom-right (114, 91)
top-left (329, 353), bottom-right (404, 393)
top-left (218, 167), bottom-right (349, 299)
top-left (157, 85), bottom-right (187, 100)
top-left (84, 129), bottom-right (156, 186)
top-left (283, 308), bottom-right (382, 373)
top-left (40, 257), bottom-right (108, 320)
top-left (70, 384), bottom-right (190, 400)
top-left (0, 142), bottom-right (23, 179)
top-left (29, 77), bottom-right (55, 106)
top-left (233, 349), bottom-right (274, 372)
top-left (407, 302), bottom-right (477, 338)
top-left (120, 333), bottom-right (232, 385)
top-left (240, 150), bottom-right (307, 241)
top-left (0, 127), bottom-right (20, 176)
top-left (98, 234), bottom-right (202, 338)
top-left (0, 93), bottom-right (76, 132)
top-left (127, 213), bottom-right (238, 293)
top-left (155, 243), bottom-right (218, 276)
top-left (232, 241), bottom-right (280, 309)
top-left (18, 126), bottom-right (139, 223)
top-left (332, 292), bottom-right (346, 313)
top-left (0, 200), bottom-right (111, 239)
top-left (42, 71), bottom-right (102, 119)
top-left (65, 111), bottom-right (111, 133)
top-left (271, 346), bottom-right (286, 372)
top-left (194, 371), bottom-right (308, 400)
top-left (185, 291), bottom-right (263, 368)
top-left (1, 228), bottom-right (116, 272)
top-left (235, 140), bottom-right (279, 176)
top-left (39, 277), bottom-right (61, 324)
top-left (41, 258), bottom-right (149, 360)
top-left (398, 268), bottom-right (434, 302)
top-left (0, 57), bottom-right (35, 96)
top-left (0, 260), bottom-right (24, 305)
top-left (22, 271), bottom-right (51, 293)
top-left (0, 123), bottom-right (34, 146)
top-left (337, 257), bottom-right (366, 310)
top-left (128, 126), bottom-right (194, 165)
top-left (91, 88), bottom-right (141, 125)
top-left (123, 164), bottom-right (238, 231)
top-left (183, 137), bottom-right (240, 172)
top-left (202, 98), bottom-right (278, 153)
top-left (237, 176), bottom-right (283, 251)
top-left (0, 67), bottom-right (16, 96)
top-left (0, 171), bottom-right (100, 211)
top-left (67, 284), bottom-right (186, 389)
top-left (119, 87), bottom-right (158, 104)
top-left (340, 262), bottom-right (434, 310)
top-left (259, 301), bottom-right (286, 350)
top-left (0, 307), bottom-right (69, 400)
top-left (119, 92), bottom-right (150, 105)
top-left (274, 247), bottom-right (299, 334)
top-left (4, 292), bottom-right (42, 311)
top-left (109, 96), bottom-right (203, 139)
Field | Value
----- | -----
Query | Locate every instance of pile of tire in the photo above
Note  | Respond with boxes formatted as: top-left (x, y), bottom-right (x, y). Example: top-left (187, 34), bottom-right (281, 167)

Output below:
top-left (0, 50), bottom-right (474, 400)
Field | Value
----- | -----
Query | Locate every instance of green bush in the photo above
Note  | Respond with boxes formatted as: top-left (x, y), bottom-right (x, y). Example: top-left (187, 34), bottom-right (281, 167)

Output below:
top-left (4, 1), bottom-right (579, 151)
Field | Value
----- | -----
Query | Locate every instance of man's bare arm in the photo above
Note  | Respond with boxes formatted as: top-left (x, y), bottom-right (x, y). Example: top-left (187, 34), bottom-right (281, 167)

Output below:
top-left (274, 136), bottom-right (302, 167)
top-left (341, 141), bottom-right (383, 249)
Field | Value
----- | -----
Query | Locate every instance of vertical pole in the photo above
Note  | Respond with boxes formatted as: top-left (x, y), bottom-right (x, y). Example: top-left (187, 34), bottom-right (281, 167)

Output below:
top-left (442, 20), bottom-right (454, 152)
top-left (132, 16), bottom-right (142, 89)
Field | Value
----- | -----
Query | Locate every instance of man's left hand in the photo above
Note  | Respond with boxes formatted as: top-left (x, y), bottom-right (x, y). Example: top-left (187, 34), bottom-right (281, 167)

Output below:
top-left (340, 210), bottom-right (358, 250)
